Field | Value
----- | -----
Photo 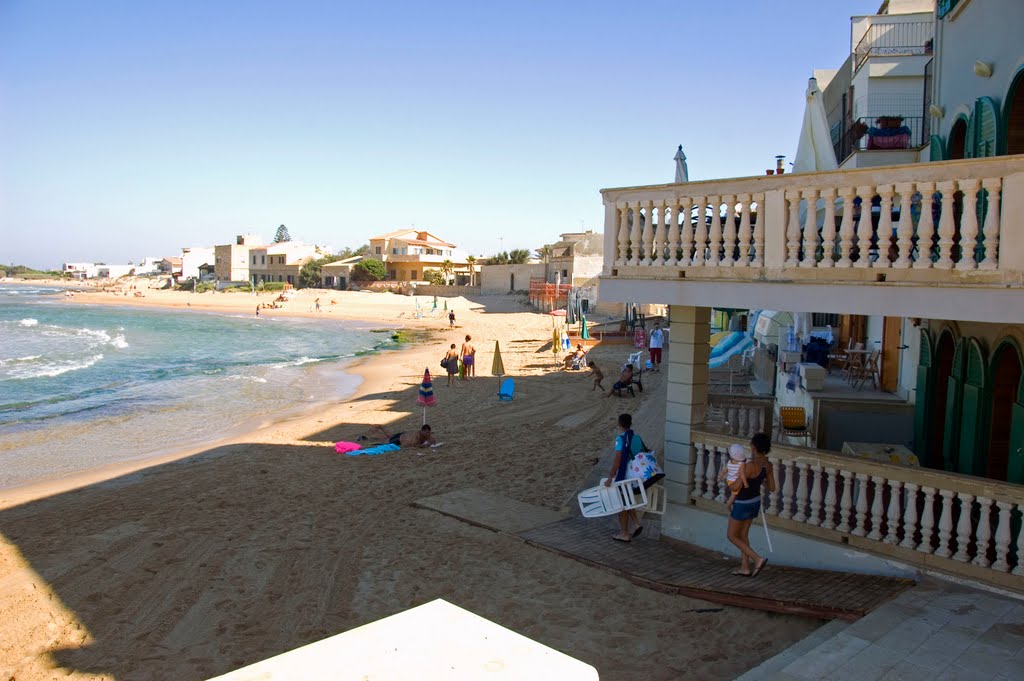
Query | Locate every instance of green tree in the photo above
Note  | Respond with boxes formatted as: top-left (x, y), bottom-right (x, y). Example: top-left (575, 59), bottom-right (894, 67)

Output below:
top-left (338, 243), bottom-right (370, 259)
top-left (425, 269), bottom-right (446, 285)
top-left (534, 245), bottom-right (552, 263)
top-left (440, 259), bottom-right (454, 284)
top-left (273, 224), bottom-right (291, 243)
top-left (465, 255), bottom-right (477, 286)
top-left (509, 248), bottom-right (531, 264)
top-left (489, 251), bottom-right (510, 265)
top-left (299, 255), bottom-right (341, 288)
top-left (351, 258), bottom-right (386, 282)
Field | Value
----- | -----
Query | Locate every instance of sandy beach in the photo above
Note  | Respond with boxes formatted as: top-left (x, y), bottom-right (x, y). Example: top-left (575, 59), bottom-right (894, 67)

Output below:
top-left (0, 283), bottom-right (820, 680)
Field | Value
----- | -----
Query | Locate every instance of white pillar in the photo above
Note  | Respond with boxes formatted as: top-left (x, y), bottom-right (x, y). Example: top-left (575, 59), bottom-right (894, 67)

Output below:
top-left (663, 305), bottom-right (711, 507)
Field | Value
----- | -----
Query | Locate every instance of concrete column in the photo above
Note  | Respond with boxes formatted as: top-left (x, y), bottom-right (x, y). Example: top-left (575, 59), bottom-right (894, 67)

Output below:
top-left (663, 305), bottom-right (710, 506)
top-left (602, 200), bottom-right (620, 274)
top-left (997, 172), bottom-right (1024, 272)
top-left (762, 188), bottom-right (788, 270)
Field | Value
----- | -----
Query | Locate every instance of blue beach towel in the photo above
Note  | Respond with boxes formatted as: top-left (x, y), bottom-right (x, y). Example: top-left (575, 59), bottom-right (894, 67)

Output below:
top-left (347, 443), bottom-right (401, 456)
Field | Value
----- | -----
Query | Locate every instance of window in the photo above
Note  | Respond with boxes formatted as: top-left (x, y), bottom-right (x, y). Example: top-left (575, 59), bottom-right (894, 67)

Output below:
top-left (812, 313), bottom-right (841, 328)
top-left (325, 276), bottom-right (333, 286)
top-left (261, 255), bottom-right (266, 264)
top-left (375, 246), bottom-right (382, 255)
top-left (411, 270), bottom-right (417, 280)
top-left (280, 256), bottom-right (286, 264)
top-left (561, 269), bottom-right (568, 278)
top-left (252, 256), bottom-right (256, 265)
top-left (937, 0), bottom-right (960, 19)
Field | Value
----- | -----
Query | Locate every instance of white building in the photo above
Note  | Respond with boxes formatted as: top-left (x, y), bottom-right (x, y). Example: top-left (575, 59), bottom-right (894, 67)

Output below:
top-left (95, 264), bottom-right (135, 279)
top-left (62, 262), bottom-right (98, 279)
top-left (180, 246), bottom-right (216, 281)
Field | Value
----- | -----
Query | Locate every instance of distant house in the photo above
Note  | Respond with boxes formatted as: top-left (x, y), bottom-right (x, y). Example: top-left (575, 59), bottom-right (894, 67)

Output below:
top-left (320, 256), bottom-right (365, 290)
top-left (248, 242), bottom-right (320, 286)
top-left (62, 262), bottom-right (98, 279)
top-left (95, 264), bottom-right (135, 279)
top-left (214, 234), bottom-right (263, 283)
top-left (135, 257), bottom-right (164, 275)
top-left (159, 257), bottom-right (182, 277)
top-left (180, 247), bottom-right (215, 280)
top-left (368, 229), bottom-right (470, 283)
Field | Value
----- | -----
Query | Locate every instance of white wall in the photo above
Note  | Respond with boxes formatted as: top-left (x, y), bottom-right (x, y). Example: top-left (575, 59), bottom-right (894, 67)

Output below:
top-left (934, 0), bottom-right (1024, 141)
top-left (181, 247), bottom-right (215, 280)
top-left (479, 264), bottom-right (545, 294)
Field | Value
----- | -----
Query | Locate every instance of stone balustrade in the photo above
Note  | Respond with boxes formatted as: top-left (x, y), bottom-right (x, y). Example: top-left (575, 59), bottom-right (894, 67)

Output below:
top-left (602, 156), bottom-right (1024, 285)
top-left (704, 394), bottom-right (773, 440)
top-left (691, 429), bottom-right (1024, 590)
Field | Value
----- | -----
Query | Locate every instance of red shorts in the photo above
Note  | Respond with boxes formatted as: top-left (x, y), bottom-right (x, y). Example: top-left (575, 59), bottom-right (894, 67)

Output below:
top-left (650, 347), bottom-right (663, 364)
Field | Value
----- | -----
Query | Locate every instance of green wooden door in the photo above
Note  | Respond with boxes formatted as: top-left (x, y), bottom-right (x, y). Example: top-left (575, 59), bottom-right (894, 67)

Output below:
top-left (958, 339), bottom-right (987, 477)
top-left (942, 339), bottom-right (966, 472)
top-left (929, 135), bottom-right (945, 162)
top-left (914, 329), bottom-right (934, 459)
top-left (1008, 401), bottom-right (1024, 484)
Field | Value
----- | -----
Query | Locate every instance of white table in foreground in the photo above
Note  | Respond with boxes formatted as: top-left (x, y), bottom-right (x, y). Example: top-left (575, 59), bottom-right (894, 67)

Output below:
top-left (207, 598), bottom-right (599, 681)
top-left (841, 441), bottom-right (919, 468)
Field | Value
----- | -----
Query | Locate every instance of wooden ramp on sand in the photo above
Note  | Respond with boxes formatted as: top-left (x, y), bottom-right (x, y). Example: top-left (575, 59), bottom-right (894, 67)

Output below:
top-left (414, 489), bottom-right (913, 622)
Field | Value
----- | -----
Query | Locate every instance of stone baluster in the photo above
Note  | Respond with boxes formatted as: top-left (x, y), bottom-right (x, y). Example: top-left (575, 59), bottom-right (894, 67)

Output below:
top-left (766, 458), bottom-right (781, 515)
top-left (836, 470), bottom-right (854, 533)
top-left (992, 501), bottom-right (1014, 572)
top-left (800, 189), bottom-right (820, 268)
top-left (1013, 516), bottom-right (1024, 576)
top-left (721, 195), bottom-right (737, 267)
top-left (972, 496), bottom-right (993, 568)
top-left (900, 483), bottom-right (920, 549)
top-left (917, 486), bottom-right (937, 554)
top-left (884, 480), bottom-right (902, 544)
top-left (616, 203), bottom-right (630, 266)
top-left (935, 181), bottom-right (957, 269)
top-left (752, 193), bottom-right (765, 267)
top-left (692, 441), bottom-right (706, 500)
top-left (956, 179), bottom-right (981, 270)
top-left (707, 197), bottom-right (722, 266)
top-left (854, 186), bottom-right (874, 269)
top-left (666, 200), bottom-right (681, 267)
top-left (736, 194), bottom-right (752, 267)
top-left (702, 444), bottom-right (718, 500)
top-left (952, 493), bottom-right (975, 562)
top-left (979, 179), bottom-right (1002, 270)
top-left (714, 447), bottom-right (728, 501)
top-left (893, 182), bottom-right (915, 268)
top-left (914, 183), bottom-right (936, 268)
top-left (836, 188), bottom-right (856, 268)
top-left (821, 467), bottom-right (838, 529)
top-left (640, 200), bottom-right (655, 266)
top-left (628, 202), bottom-right (643, 266)
top-left (693, 197), bottom-right (708, 266)
top-left (785, 190), bottom-right (802, 267)
top-left (867, 475), bottom-right (886, 540)
top-left (737, 408), bottom-right (749, 438)
top-left (874, 185), bottom-right (894, 268)
top-left (779, 459), bottom-right (795, 519)
top-left (792, 462), bottom-right (809, 522)
top-left (819, 188), bottom-right (836, 267)
top-left (651, 201), bottom-right (666, 266)
top-left (807, 464), bottom-right (824, 526)
top-left (934, 489), bottom-right (956, 558)
top-left (851, 472), bottom-right (871, 537)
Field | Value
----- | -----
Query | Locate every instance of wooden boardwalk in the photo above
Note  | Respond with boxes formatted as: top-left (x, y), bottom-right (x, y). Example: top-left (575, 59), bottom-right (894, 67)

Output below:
top-left (520, 518), bottom-right (913, 621)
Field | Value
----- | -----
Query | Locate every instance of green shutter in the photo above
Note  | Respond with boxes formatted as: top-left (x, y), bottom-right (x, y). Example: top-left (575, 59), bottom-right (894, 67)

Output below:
top-left (965, 112), bottom-right (977, 159)
top-left (974, 97), bottom-right (1000, 159)
top-left (958, 339), bottom-right (987, 476)
top-left (942, 339), bottom-right (966, 472)
top-left (914, 329), bottom-right (935, 460)
top-left (929, 135), bottom-right (946, 161)
top-left (1008, 403), bottom-right (1024, 484)
top-left (938, 0), bottom-right (960, 19)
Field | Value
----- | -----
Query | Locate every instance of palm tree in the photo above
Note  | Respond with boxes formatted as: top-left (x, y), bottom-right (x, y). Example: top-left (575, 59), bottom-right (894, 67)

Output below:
top-left (440, 259), bottom-right (455, 285)
top-left (465, 255), bottom-right (477, 286)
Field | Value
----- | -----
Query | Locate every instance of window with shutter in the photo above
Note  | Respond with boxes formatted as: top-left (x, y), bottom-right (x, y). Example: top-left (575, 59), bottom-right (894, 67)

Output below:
top-left (974, 97), bottom-right (1000, 158)
top-left (937, 0), bottom-right (960, 19)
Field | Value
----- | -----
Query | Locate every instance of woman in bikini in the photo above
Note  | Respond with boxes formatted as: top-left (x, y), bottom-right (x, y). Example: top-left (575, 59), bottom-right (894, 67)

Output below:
top-left (726, 432), bottom-right (776, 577)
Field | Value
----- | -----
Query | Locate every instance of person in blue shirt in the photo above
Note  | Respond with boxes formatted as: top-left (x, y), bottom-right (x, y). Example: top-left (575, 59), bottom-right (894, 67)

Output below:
top-left (604, 413), bottom-right (646, 542)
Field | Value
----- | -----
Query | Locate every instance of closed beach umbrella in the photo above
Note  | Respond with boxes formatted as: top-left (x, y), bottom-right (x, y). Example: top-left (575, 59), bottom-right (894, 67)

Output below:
top-left (793, 77), bottom-right (838, 174)
top-left (443, 300), bottom-right (448, 311)
top-left (566, 294), bottom-right (576, 325)
top-left (491, 341), bottom-right (505, 395)
top-left (417, 368), bottom-right (437, 424)
top-left (433, 296), bottom-right (438, 311)
top-left (674, 145), bottom-right (689, 183)
top-left (581, 315), bottom-right (590, 341)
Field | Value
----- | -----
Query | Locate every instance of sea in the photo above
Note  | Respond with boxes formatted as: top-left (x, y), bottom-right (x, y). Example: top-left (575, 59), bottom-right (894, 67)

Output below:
top-left (0, 284), bottom-right (395, 490)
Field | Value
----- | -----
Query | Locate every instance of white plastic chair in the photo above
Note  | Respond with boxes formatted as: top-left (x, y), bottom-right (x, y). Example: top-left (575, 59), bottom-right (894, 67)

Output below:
top-left (577, 479), bottom-right (648, 518)
top-left (626, 351), bottom-right (642, 370)
top-left (643, 485), bottom-right (667, 515)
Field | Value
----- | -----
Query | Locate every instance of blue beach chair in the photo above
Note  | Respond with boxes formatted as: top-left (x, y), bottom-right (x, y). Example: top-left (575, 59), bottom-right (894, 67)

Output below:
top-left (498, 378), bottom-right (515, 400)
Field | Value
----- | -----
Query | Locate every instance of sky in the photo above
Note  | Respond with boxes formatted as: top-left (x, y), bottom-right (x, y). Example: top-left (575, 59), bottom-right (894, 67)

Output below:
top-left (0, 1), bottom-right (880, 269)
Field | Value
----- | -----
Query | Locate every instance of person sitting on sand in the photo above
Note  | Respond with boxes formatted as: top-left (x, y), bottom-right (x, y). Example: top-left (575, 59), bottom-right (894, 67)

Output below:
top-left (562, 344), bottom-right (586, 370)
top-left (588, 360), bottom-right (605, 391)
top-left (606, 363), bottom-right (634, 397)
top-left (374, 424), bottom-right (436, 448)
top-left (460, 335), bottom-right (476, 379)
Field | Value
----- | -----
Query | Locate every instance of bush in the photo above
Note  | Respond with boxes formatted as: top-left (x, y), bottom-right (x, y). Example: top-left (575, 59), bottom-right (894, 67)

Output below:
top-left (424, 269), bottom-right (446, 285)
top-left (352, 258), bottom-right (386, 282)
top-left (257, 281), bottom-right (287, 292)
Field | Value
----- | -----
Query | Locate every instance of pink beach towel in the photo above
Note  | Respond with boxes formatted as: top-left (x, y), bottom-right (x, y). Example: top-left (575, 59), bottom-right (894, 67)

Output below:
top-left (334, 441), bottom-right (362, 454)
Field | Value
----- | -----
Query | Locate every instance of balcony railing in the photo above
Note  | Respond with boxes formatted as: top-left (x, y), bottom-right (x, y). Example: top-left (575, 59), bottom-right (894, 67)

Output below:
top-left (603, 156), bottom-right (1024, 285)
top-left (692, 430), bottom-right (1024, 590)
top-left (854, 19), bottom-right (933, 71)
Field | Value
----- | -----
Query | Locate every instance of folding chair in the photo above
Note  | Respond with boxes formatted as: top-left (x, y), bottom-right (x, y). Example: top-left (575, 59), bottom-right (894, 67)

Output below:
top-left (776, 406), bottom-right (811, 446)
top-left (577, 479), bottom-right (649, 518)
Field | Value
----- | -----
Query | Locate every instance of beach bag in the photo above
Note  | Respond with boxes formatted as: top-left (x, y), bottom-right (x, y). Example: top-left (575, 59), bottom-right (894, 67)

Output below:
top-left (626, 446), bottom-right (665, 489)
top-left (440, 356), bottom-right (449, 369)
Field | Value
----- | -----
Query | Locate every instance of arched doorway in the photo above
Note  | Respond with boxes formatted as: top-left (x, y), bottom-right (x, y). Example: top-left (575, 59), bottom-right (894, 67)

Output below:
top-left (947, 116), bottom-right (968, 160)
top-left (1005, 67), bottom-right (1024, 155)
top-left (987, 340), bottom-right (1024, 482)
top-left (931, 331), bottom-right (956, 469)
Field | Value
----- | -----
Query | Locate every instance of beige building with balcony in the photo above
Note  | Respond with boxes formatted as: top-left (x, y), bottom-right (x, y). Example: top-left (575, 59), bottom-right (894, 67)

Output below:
top-left (369, 229), bottom-right (469, 283)
top-left (248, 242), bottom-right (319, 286)
top-left (214, 234), bottom-right (263, 283)
top-left (599, 0), bottom-right (1024, 593)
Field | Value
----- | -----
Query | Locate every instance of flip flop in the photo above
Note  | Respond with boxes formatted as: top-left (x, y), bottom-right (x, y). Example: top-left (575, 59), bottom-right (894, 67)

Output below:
top-left (751, 558), bottom-right (768, 577)
top-left (632, 526), bottom-right (644, 538)
top-left (612, 535), bottom-right (631, 543)
top-left (731, 569), bottom-right (752, 577)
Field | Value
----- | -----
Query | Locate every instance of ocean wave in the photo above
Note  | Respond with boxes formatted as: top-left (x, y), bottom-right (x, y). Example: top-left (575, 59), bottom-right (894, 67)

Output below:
top-left (268, 356), bottom-right (322, 368)
top-left (20, 318), bottom-right (39, 327)
top-left (226, 375), bottom-right (268, 383)
top-left (1, 353), bottom-right (104, 380)
top-left (110, 334), bottom-right (129, 349)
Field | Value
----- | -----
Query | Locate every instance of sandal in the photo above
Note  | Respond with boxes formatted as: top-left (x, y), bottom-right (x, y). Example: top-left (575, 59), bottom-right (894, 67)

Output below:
top-left (751, 558), bottom-right (768, 577)
top-left (731, 569), bottom-right (752, 577)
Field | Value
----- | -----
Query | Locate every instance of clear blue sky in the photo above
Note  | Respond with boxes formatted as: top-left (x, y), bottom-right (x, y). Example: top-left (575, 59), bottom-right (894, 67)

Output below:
top-left (1, 1), bottom-right (878, 269)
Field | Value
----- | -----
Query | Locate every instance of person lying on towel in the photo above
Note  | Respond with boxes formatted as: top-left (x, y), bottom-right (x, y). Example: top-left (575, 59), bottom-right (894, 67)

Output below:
top-left (374, 424), bottom-right (436, 448)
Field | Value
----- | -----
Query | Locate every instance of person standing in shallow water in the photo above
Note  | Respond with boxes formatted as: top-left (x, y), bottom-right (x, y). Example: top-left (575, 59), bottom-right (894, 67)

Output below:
top-left (726, 432), bottom-right (776, 577)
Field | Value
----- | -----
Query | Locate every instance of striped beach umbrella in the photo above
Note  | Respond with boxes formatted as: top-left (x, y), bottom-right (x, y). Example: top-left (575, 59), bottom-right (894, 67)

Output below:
top-left (417, 368), bottom-right (437, 424)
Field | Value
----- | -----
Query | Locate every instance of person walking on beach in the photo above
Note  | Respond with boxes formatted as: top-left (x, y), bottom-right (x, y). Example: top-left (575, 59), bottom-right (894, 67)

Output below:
top-left (448, 310), bottom-right (456, 328)
top-left (255, 305), bottom-right (260, 317)
top-left (460, 335), bottom-right (476, 379)
top-left (604, 413), bottom-right (646, 542)
top-left (726, 432), bottom-right (775, 577)
top-left (588, 360), bottom-right (605, 391)
top-left (314, 297), bottom-right (321, 312)
top-left (648, 322), bottom-right (665, 372)
top-left (444, 343), bottom-right (460, 386)
top-left (374, 424), bottom-right (436, 448)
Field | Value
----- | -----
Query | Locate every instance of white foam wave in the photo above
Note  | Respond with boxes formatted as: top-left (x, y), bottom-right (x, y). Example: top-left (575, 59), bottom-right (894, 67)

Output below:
top-left (269, 356), bottom-right (322, 368)
top-left (110, 334), bottom-right (129, 349)
top-left (2, 354), bottom-right (103, 379)
top-left (20, 318), bottom-right (39, 327)
top-left (226, 375), bottom-right (268, 383)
